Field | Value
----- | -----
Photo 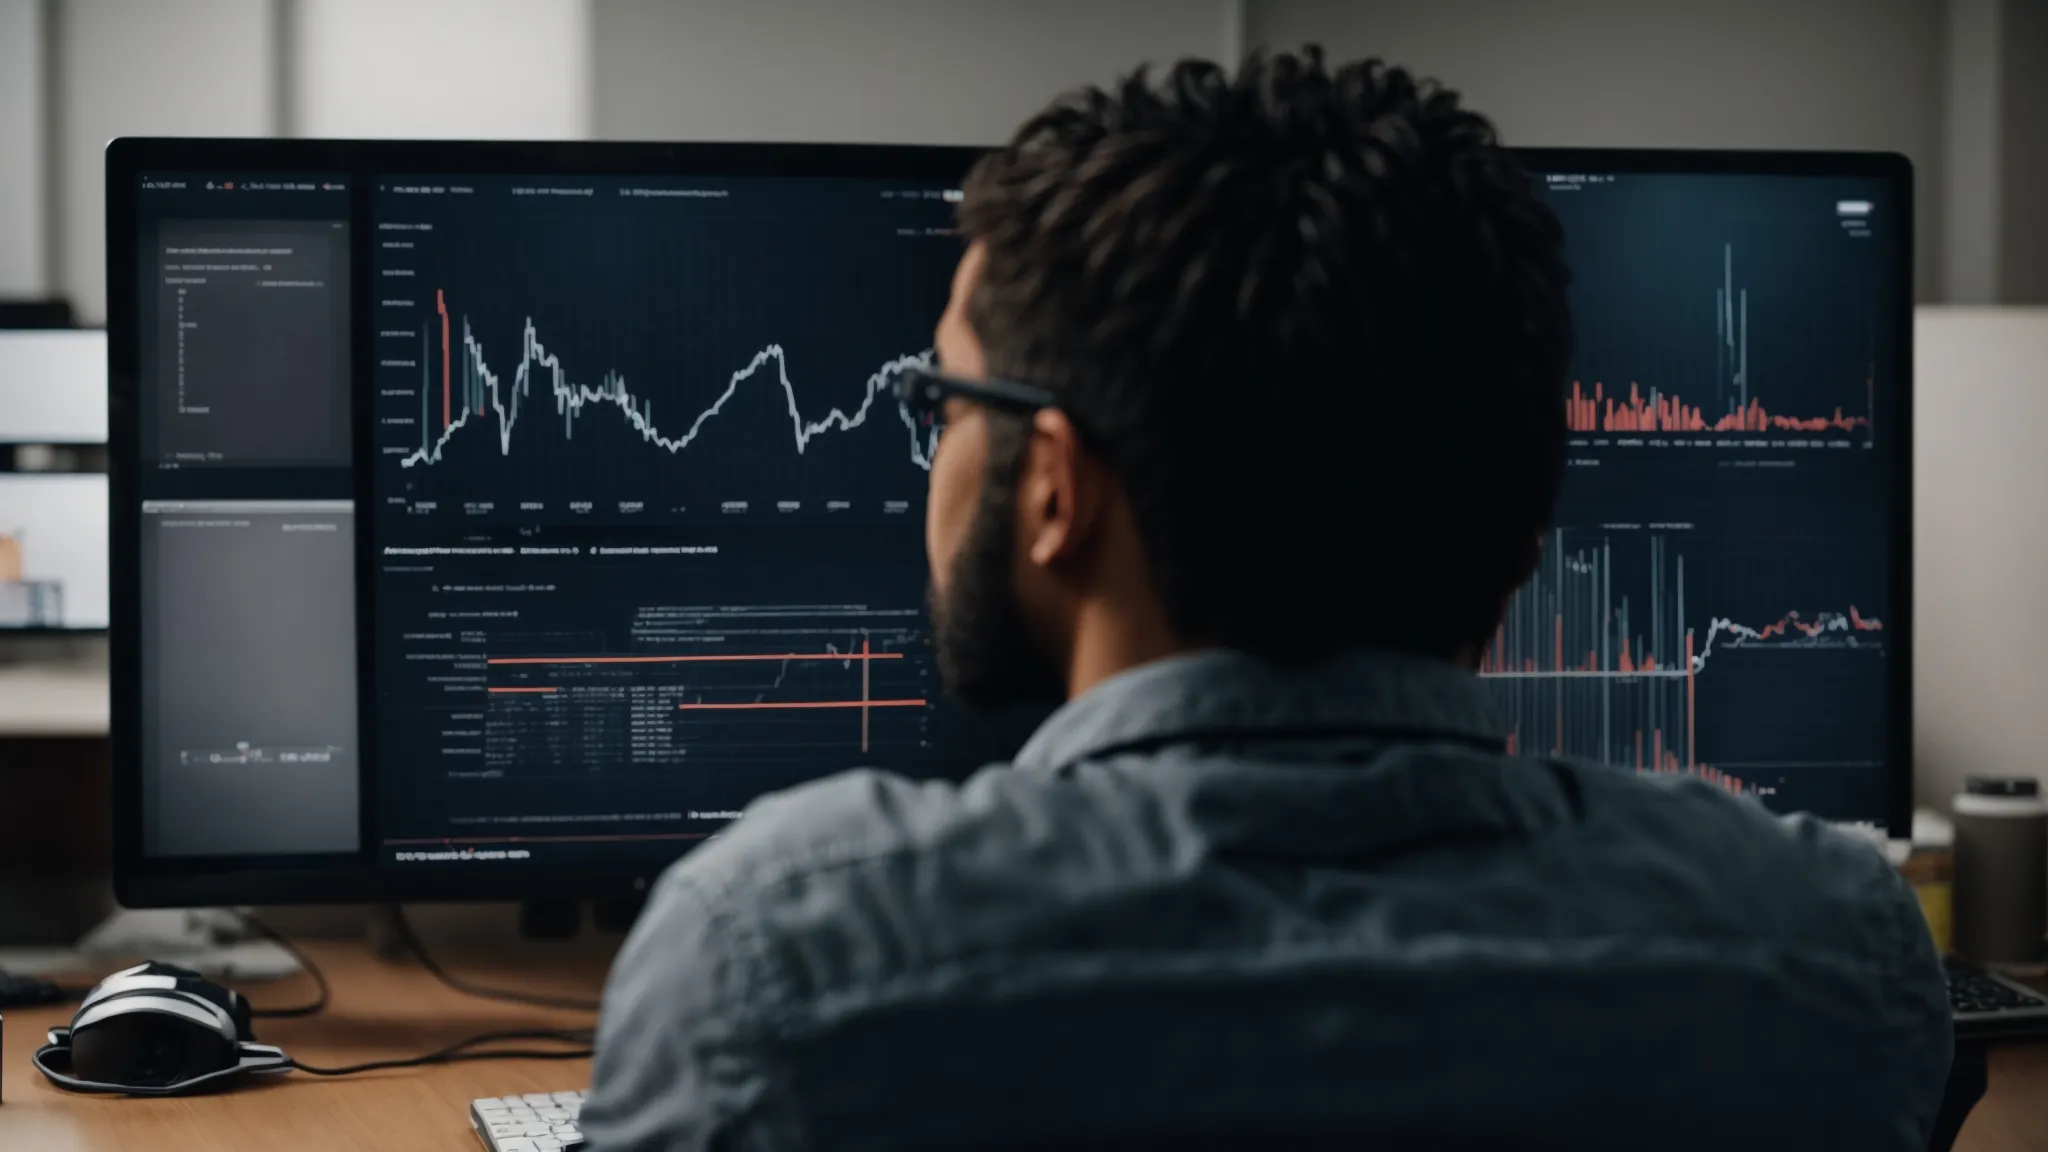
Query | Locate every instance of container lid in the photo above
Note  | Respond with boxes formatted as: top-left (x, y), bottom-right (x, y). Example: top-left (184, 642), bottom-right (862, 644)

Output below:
top-left (1966, 776), bottom-right (2041, 797)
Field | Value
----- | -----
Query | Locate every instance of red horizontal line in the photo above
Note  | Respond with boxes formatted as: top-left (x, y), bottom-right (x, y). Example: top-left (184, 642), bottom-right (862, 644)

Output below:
top-left (487, 686), bottom-right (558, 694)
top-left (385, 832), bottom-right (714, 846)
top-left (488, 652), bottom-right (904, 666)
top-left (677, 699), bottom-right (928, 712)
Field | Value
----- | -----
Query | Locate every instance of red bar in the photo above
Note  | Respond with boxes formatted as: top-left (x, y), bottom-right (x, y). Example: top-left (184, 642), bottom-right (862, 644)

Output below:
top-left (489, 652), bottom-right (903, 666)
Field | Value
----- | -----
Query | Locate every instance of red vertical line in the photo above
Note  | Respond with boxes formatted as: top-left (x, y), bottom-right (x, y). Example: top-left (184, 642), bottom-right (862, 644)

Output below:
top-left (438, 289), bottom-right (452, 431)
top-left (1653, 728), bottom-right (1661, 772)
top-left (861, 637), bottom-right (872, 754)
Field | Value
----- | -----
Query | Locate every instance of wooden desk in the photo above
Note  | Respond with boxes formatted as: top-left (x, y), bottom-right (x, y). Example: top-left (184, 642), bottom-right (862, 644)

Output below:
top-left (1, 939), bottom-right (609, 1151)
top-left (1962, 1041), bottom-right (2048, 1151)
top-left (6, 938), bottom-right (2048, 1150)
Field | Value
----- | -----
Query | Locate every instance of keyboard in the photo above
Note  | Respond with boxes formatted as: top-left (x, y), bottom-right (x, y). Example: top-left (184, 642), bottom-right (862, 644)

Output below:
top-left (0, 970), bottom-right (71, 1009)
top-left (470, 1090), bottom-right (586, 1152)
top-left (1948, 957), bottom-right (2048, 1039)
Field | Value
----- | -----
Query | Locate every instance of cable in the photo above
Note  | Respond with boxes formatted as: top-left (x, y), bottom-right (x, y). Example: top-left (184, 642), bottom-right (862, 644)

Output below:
top-left (236, 912), bottom-right (331, 1019)
top-left (290, 1028), bottom-right (594, 1077)
top-left (390, 906), bottom-right (602, 1013)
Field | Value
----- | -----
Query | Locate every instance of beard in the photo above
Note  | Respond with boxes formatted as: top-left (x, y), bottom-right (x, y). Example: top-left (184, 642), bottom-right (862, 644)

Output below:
top-left (929, 440), bottom-right (1067, 711)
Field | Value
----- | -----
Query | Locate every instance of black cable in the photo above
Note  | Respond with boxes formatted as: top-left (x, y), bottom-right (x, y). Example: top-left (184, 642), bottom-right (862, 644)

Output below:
top-left (390, 905), bottom-right (602, 1013)
top-left (236, 912), bottom-right (331, 1019)
top-left (289, 1028), bottom-right (594, 1077)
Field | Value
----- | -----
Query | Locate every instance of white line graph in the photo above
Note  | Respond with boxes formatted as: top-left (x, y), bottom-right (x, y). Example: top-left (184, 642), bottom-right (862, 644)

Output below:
top-left (401, 309), bottom-right (939, 471)
top-left (1692, 609), bottom-right (1884, 668)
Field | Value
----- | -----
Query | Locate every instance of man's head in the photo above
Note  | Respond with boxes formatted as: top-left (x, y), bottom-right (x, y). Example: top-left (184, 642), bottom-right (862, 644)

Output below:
top-left (925, 47), bottom-right (1574, 710)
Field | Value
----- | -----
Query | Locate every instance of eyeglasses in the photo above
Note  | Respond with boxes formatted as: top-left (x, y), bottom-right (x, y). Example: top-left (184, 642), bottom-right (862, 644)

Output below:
top-left (893, 364), bottom-right (1064, 442)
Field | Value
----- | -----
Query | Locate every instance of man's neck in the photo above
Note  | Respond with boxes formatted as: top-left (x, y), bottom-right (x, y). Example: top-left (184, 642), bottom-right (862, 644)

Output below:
top-left (1063, 597), bottom-right (1202, 700)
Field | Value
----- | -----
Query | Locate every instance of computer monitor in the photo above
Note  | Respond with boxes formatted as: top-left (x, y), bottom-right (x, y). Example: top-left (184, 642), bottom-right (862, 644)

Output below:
top-left (106, 141), bottom-right (1911, 908)
top-left (0, 472), bottom-right (108, 632)
top-left (0, 329), bottom-right (108, 444)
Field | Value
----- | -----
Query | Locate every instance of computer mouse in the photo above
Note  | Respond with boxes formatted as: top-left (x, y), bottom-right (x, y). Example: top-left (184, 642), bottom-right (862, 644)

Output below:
top-left (32, 961), bottom-right (290, 1095)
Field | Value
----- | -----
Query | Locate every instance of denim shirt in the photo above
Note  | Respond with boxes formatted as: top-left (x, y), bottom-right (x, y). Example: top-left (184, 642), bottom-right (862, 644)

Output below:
top-left (581, 649), bottom-right (1951, 1150)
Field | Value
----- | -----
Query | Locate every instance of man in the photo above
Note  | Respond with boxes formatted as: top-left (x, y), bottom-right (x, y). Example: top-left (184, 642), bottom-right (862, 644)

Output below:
top-left (582, 49), bottom-right (1950, 1150)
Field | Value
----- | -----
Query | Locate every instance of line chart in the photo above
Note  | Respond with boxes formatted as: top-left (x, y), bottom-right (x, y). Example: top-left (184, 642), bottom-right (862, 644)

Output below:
top-left (1695, 607), bottom-right (1882, 663)
top-left (403, 290), bottom-right (938, 472)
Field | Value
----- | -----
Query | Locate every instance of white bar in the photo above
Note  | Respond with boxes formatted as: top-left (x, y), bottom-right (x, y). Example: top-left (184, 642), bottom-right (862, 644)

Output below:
top-left (0, 330), bottom-right (107, 443)
top-left (1837, 200), bottom-right (1875, 216)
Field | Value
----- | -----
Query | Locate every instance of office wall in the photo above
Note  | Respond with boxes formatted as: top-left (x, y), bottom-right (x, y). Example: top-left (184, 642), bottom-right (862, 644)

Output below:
top-left (1914, 309), bottom-right (2048, 807)
top-left (1247, 0), bottom-right (1947, 300)
top-left (1941, 0), bottom-right (2002, 303)
top-left (1997, 0), bottom-right (2048, 304)
top-left (0, 0), bottom-right (44, 297)
top-left (51, 0), bottom-right (276, 324)
top-left (288, 0), bottom-right (593, 139)
top-left (591, 0), bottom-right (1232, 145)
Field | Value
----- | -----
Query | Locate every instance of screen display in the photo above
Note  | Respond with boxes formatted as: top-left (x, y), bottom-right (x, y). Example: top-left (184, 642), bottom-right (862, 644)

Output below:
top-left (0, 473), bottom-right (107, 630)
top-left (365, 173), bottom-right (1033, 873)
top-left (123, 148), bottom-right (1906, 896)
top-left (1495, 170), bottom-right (1900, 825)
top-left (133, 174), bottom-right (363, 859)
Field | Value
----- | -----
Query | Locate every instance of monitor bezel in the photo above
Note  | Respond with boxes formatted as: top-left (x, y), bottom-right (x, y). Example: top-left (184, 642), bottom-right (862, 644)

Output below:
top-left (107, 141), bottom-right (1915, 908)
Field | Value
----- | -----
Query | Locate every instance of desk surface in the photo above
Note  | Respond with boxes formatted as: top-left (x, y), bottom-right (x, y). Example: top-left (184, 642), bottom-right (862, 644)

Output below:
top-left (0, 660), bottom-right (108, 736)
top-left (2, 939), bottom-right (606, 1151)
top-left (6, 940), bottom-right (2048, 1150)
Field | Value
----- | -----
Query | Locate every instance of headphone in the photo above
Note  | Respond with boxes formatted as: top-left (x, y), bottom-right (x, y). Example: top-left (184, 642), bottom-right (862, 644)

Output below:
top-left (33, 961), bottom-right (292, 1096)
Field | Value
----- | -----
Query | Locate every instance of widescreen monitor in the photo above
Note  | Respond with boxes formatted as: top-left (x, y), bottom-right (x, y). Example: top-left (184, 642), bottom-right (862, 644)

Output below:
top-left (106, 140), bottom-right (1910, 907)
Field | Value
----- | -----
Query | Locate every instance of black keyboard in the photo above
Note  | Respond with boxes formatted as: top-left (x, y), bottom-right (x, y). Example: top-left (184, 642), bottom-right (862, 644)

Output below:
top-left (0, 970), bottom-right (72, 1009)
top-left (1947, 957), bottom-right (2048, 1039)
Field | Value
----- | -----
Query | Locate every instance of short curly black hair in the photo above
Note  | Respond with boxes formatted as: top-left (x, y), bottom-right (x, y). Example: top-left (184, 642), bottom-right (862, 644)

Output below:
top-left (956, 46), bottom-right (1574, 661)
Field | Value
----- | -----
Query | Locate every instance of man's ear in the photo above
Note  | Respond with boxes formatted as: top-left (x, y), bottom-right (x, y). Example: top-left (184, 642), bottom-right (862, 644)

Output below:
top-left (1020, 407), bottom-right (1101, 569)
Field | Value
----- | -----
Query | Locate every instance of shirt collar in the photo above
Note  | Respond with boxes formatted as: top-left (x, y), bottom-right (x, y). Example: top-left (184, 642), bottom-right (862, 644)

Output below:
top-left (1012, 647), bottom-right (1506, 773)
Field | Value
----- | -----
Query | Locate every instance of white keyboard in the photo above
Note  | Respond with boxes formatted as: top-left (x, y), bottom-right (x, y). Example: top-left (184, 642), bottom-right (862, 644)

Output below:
top-left (469, 1090), bottom-right (587, 1152)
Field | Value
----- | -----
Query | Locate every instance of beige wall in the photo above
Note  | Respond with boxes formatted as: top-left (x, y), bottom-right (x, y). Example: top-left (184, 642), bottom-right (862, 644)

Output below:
top-left (592, 0), bottom-right (1230, 145)
top-left (0, 0), bottom-right (45, 296)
